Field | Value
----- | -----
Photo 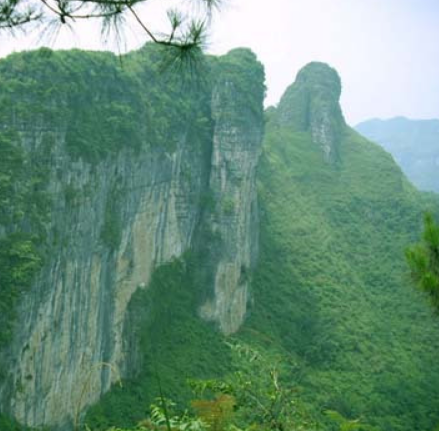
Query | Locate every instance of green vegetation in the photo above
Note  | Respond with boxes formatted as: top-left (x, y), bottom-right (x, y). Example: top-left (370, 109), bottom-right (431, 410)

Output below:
top-left (85, 342), bottom-right (319, 431)
top-left (84, 342), bottom-right (384, 431)
top-left (220, 197), bottom-right (235, 215)
top-left (0, 45), bottom-right (216, 163)
top-left (406, 212), bottom-right (439, 310)
top-left (0, 41), bottom-right (246, 353)
top-left (101, 205), bottom-right (122, 250)
top-left (0, 414), bottom-right (34, 431)
top-left (0, 46), bottom-right (266, 430)
top-left (245, 118), bottom-right (439, 430)
top-left (87, 113), bottom-right (439, 431)
top-left (212, 48), bottom-right (265, 121)
top-left (0, 48), bottom-right (144, 162)
top-left (0, 44), bottom-right (263, 167)
top-left (1, 47), bottom-right (439, 431)
top-left (0, 128), bottom-right (48, 352)
top-left (101, 188), bottom-right (122, 250)
top-left (0, 0), bottom-right (217, 55)
top-left (276, 62), bottom-right (343, 135)
top-left (85, 256), bottom-right (232, 430)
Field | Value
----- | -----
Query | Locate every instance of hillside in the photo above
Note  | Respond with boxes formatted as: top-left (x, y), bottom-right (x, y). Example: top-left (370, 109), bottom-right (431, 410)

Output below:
top-left (356, 117), bottom-right (439, 193)
top-left (0, 50), bottom-right (439, 431)
top-left (240, 64), bottom-right (439, 431)
top-left (87, 63), bottom-right (439, 431)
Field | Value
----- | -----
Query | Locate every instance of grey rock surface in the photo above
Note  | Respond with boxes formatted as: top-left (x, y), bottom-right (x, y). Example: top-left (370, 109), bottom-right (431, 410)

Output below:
top-left (0, 48), bottom-right (264, 429)
top-left (277, 62), bottom-right (345, 163)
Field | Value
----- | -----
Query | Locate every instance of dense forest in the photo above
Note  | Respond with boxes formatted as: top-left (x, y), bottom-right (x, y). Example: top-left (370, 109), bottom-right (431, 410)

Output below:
top-left (0, 45), bottom-right (438, 431)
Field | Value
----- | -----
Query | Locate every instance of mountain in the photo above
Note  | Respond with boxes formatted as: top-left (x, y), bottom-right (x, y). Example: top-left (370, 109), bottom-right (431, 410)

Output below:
top-left (249, 64), bottom-right (439, 431)
top-left (0, 45), bottom-right (265, 429)
top-left (356, 117), bottom-right (439, 193)
top-left (1, 50), bottom-right (439, 431)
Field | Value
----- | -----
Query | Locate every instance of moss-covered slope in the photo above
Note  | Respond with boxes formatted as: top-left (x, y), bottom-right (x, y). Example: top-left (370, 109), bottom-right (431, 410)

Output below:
top-left (245, 63), bottom-right (439, 431)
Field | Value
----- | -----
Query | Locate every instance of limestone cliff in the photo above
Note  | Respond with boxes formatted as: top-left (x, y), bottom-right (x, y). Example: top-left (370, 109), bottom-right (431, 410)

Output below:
top-left (0, 46), bottom-right (264, 429)
top-left (199, 49), bottom-right (264, 334)
top-left (276, 62), bottom-right (345, 163)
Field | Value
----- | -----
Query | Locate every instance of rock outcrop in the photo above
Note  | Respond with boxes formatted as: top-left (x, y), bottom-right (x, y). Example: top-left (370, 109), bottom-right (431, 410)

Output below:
top-left (199, 49), bottom-right (264, 334)
top-left (277, 62), bottom-right (345, 163)
top-left (0, 46), bottom-right (264, 429)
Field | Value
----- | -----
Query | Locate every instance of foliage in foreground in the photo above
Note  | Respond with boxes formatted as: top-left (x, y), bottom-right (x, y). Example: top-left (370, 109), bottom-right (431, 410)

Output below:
top-left (84, 343), bottom-right (365, 431)
top-left (406, 212), bottom-right (439, 310)
top-left (0, 0), bottom-right (219, 57)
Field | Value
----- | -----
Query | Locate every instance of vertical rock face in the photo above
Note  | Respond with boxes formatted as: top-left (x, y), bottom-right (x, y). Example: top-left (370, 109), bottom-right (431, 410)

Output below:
top-left (0, 47), bottom-right (265, 429)
top-left (277, 62), bottom-right (345, 163)
top-left (199, 50), bottom-right (264, 334)
top-left (1, 134), bottom-right (207, 430)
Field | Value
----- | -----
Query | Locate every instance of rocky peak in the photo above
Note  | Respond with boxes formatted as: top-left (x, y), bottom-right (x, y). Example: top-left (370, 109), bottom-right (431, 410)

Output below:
top-left (276, 62), bottom-right (345, 163)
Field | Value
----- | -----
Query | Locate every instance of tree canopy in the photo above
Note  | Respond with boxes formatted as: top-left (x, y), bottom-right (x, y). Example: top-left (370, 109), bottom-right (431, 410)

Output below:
top-left (406, 212), bottom-right (439, 311)
top-left (0, 0), bottom-right (220, 51)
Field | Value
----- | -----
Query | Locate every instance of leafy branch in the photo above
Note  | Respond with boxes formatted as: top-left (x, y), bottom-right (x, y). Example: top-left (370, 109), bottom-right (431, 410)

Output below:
top-left (0, 0), bottom-right (220, 52)
top-left (406, 212), bottom-right (439, 311)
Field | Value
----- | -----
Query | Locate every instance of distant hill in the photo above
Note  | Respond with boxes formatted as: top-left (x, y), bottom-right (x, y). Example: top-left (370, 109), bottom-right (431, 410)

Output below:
top-left (355, 117), bottom-right (439, 193)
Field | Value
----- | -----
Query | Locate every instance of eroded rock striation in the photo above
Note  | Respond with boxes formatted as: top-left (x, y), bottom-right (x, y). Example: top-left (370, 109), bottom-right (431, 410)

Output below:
top-left (276, 62), bottom-right (345, 163)
top-left (0, 46), bottom-right (264, 429)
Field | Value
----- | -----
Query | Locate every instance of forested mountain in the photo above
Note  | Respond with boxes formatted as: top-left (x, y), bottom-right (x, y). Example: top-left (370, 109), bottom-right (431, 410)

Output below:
top-left (356, 117), bottom-right (439, 193)
top-left (0, 48), bottom-right (439, 431)
top-left (250, 65), bottom-right (439, 430)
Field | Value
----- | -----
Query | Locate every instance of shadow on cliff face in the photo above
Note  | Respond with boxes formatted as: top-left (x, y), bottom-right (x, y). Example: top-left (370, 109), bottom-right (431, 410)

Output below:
top-left (85, 253), bottom-right (231, 430)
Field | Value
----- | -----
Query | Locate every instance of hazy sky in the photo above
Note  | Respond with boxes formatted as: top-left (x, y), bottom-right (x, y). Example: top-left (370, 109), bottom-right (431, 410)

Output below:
top-left (1, 0), bottom-right (438, 125)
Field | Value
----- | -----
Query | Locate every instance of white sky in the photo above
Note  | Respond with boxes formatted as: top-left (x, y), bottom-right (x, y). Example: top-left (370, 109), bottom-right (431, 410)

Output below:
top-left (1, 0), bottom-right (438, 125)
